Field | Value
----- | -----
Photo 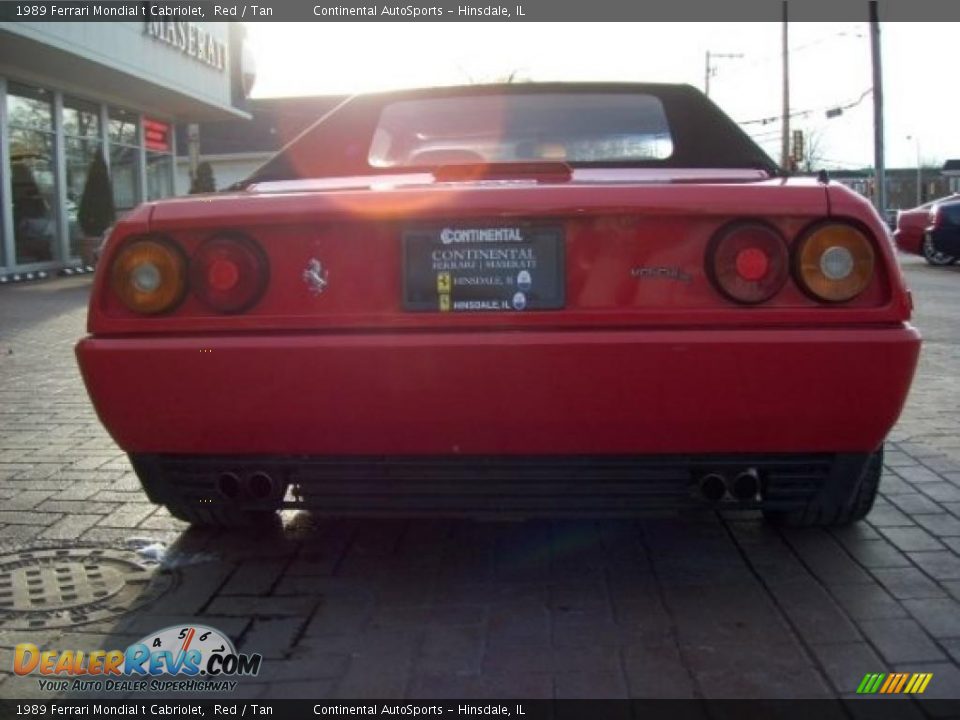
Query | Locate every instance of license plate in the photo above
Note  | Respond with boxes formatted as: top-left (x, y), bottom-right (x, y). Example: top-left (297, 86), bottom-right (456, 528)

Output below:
top-left (402, 224), bottom-right (565, 312)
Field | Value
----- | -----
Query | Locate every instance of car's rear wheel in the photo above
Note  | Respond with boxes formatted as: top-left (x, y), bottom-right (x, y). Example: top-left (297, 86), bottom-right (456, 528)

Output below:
top-left (763, 446), bottom-right (882, 527)
top-left (922, 234), bottom-right (957, 265)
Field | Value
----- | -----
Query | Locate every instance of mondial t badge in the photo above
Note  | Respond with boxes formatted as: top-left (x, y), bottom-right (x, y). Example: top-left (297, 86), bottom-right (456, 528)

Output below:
top-left (303, 258), bottom-right (329, 295)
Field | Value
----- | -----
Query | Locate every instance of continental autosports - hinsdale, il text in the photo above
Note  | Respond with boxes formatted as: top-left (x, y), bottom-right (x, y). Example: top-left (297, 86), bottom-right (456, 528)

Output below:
top-left (314, 5), bottom-right (512, 16)
top-left (314, 706), bottom-right (512, 716)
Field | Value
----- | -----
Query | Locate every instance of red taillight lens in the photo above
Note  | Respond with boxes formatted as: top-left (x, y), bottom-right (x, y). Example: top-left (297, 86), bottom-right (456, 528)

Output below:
top-left (190, 233), bottom-right (269, 313)
top-left (707, 222), bottom-right (789, 304)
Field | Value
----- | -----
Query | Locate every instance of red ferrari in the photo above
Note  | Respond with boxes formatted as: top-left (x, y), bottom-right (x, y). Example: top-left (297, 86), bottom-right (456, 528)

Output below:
top-left (76, 83), bottom-right (921, 528)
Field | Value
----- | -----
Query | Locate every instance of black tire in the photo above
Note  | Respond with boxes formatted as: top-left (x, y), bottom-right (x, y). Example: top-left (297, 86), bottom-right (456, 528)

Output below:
top-left (163, 501), bottom-right (281, 529)
top-left (922, 234), bottom-right (957, 266)
top-left (763, 447), bottom-right (882, 528)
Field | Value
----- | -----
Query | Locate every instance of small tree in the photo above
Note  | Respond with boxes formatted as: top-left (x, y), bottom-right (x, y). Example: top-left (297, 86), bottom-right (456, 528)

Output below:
top-left (190, 162), bottom-right (216, 194)
top-left (78, 150), bottom-right (115, 237)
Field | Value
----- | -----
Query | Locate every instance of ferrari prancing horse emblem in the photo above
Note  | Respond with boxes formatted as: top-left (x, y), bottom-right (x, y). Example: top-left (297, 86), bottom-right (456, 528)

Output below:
top-left (303, 258), bottom-right (329, 295)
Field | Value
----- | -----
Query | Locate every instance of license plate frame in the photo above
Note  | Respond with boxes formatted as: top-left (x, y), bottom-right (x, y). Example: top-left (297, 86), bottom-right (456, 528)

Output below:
top-left (402, 223), bottom-right (565, 313)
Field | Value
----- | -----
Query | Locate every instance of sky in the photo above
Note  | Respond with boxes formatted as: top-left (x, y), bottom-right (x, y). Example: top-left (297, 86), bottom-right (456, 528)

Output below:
top-left (244, 22), bottom-right (959, 170)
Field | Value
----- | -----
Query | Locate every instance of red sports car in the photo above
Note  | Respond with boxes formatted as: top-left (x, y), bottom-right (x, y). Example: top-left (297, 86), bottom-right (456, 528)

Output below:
top-left (893, 195), bottom-right (959, 265)
top-left (76, 83), bottom-right (921, 528)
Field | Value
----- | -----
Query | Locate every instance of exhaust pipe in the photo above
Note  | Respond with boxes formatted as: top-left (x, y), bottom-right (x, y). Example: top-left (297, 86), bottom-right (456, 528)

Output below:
top-left (247, 471), bottom-right (276, 500)
top-left (731, 468), bottom-right (760, 501)
top-left (217, 472), bottom-right (242, 500)
top-left (698, 473), bottom-right (727, 503)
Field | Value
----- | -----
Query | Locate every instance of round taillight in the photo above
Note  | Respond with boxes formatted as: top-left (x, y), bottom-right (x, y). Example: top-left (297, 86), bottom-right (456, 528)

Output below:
top-left (707, 222), bottom-right (789, 304)
top-left (794, 223), bottom-right (875, 303)
top-left (190, 233), bottom-right (269, 313)
top-left (110, 237), bottom-right (187, 315)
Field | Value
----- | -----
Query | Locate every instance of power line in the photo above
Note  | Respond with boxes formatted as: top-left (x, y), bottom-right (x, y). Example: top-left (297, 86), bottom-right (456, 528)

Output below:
top-left (737, 87), bottom-right (872, 127)
top-left (708, 24), bottom-right (865, 81)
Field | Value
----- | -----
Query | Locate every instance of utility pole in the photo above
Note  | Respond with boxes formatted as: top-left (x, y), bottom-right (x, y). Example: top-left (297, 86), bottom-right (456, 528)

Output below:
top-left (908, 135), bottom-right (921, 205)
top-left (705, 50), bottom-right (711, 96)
top-left (870, 1), bottom-right (885, 213)
top-left (704, 50), bottom-right (744, 97)
top-left (781, 2), bottom-right (790, 170)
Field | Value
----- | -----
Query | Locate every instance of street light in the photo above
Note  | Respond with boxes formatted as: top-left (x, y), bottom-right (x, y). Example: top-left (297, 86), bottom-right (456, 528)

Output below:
top-left (907, 135), bottom-right (921, 206)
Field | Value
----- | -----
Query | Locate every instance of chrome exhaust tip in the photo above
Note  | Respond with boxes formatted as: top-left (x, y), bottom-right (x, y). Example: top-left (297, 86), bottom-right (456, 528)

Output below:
top-left (731, 468), bottom-right (760, 501)
top-left (698, 472), bottom-right (727, 503)
top-left (247, 471), bottom-right (276, 500)
top-left (217, 472), bottom-right (242, 500)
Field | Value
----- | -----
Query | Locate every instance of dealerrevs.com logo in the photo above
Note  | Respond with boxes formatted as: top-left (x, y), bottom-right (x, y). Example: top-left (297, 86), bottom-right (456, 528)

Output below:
top-left (13, 624), bottom-right (262, 693)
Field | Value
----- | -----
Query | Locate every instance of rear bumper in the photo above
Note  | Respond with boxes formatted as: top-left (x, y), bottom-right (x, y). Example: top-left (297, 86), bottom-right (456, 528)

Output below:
top-left (76, 325), bottom-right (920, 455)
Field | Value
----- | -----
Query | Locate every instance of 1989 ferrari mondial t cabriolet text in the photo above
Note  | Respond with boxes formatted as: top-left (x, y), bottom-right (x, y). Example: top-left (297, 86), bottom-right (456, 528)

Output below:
top-left (76, 83), bottom-right (921, 527)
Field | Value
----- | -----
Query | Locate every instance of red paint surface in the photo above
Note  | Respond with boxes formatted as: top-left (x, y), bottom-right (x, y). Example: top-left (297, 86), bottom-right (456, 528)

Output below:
top-left (893, 205), bottom-right (932, 255)
top-left (78, 175), bottom-right (921, 458)
top-left (76, 327), bottom-right (919, 455)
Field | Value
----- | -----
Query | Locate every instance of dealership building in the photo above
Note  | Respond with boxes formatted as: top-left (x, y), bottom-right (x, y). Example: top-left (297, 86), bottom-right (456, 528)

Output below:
top-left (0, 20), bottom-right (251, 279)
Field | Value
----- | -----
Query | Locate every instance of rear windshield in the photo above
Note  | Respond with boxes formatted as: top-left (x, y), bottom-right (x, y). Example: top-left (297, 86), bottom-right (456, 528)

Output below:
top-left (369, 93), bottom-right (674, 168)
top-left (241, 85), bottom-right (780, 186)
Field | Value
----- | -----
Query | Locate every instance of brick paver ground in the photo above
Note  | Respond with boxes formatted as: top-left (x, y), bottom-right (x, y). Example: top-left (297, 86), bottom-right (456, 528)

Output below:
top-left (0, 256), bottom-right (959, 699)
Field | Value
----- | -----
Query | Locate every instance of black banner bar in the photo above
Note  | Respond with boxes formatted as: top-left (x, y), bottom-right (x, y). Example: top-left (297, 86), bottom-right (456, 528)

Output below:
top-left (0, 0), bottom-right (959, 22)
top-left (3, 699), bottom-right (960, 720)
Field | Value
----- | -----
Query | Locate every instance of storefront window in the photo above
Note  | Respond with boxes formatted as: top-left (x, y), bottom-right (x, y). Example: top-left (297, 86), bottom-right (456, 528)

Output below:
top-left (109, 107), bottom-right (140, 212)
top-left (64, 97), bottom-right (102, 259)
top-left (63, 98), bottom-right (99, 138)
top-left (146, 152), bottom-right (174, 200)
top-left (7, 83), bottom-right (59, 265)
top-left (144, 118), bottom-right (174, 201)
top-left (109, 108), bottom-right (139, 145)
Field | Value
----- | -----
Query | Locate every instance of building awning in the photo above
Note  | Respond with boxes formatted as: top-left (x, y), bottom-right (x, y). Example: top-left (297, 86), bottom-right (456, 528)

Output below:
top-left (0, 26), bottom-right (249, 121)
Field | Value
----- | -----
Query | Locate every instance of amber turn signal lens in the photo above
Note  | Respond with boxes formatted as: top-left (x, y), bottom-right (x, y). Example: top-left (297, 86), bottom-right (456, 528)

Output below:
top-left (795, 223), bottom-right (875, 303)
top-left (110, 238), bottom-right (187, 314)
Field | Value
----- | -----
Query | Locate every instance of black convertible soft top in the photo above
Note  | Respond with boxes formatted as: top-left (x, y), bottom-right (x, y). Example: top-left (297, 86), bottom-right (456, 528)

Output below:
top-left (241, 82), bottom-right (780, 186)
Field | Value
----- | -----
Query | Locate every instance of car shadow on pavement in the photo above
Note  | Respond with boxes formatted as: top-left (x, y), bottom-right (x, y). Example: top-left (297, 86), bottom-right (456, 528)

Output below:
top-left (3, 508), bottom-right (877, 702)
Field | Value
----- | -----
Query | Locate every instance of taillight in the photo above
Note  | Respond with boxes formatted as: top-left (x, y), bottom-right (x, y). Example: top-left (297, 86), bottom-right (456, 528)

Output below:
top-left (190, 232), bottom-right (269, 313)
top-left (794, 222), bottom-right (875, 303)
top-left (929, 205), bottom-right (942, 229)
top-left (110, 237), bottom-right (187, 315)
top-left (707, 222), bottom-right (789, 304)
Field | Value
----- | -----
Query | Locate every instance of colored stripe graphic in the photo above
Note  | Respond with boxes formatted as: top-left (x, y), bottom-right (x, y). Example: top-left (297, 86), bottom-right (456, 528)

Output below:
top-left (904, 674), bottom-right (920, 694)
top-left (857, 673), bottom-right (885, 694)
top-left (879, 674), bottom-right (895, 693)
top-left (893, 673), bottom-right (909, 693)
top-left (858, 672), bottom-right (933, 694)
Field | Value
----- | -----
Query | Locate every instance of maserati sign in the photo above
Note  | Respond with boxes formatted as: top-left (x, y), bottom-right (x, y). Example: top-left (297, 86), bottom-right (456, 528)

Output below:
top-left (144, 20), bottom-right (227, 72)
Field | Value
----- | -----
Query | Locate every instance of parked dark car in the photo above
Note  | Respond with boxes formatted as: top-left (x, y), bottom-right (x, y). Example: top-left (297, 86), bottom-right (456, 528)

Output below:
top-left (929, 198), bottom-right (960, 260)
top-left (893, 196), bottom-right (959, 266)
